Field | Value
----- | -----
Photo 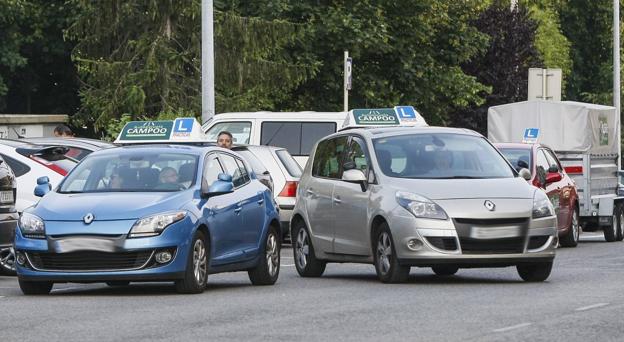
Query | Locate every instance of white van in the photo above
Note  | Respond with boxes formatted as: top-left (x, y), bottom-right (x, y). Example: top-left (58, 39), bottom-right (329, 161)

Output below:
top-left (202, 112), bottom-right (347, 167)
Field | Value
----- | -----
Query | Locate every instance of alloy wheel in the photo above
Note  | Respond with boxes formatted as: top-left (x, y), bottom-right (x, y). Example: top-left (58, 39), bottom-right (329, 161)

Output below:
top-left (0, 246), bottom-right (15, 273)
top-left (266, 232), bottom-right (279, 277)
top-left (376, 232), bottom-right (392, 275)
top-left (295, 228), bottom-right (309, 269)
top-left (192, 239), bottom-right (207, 286)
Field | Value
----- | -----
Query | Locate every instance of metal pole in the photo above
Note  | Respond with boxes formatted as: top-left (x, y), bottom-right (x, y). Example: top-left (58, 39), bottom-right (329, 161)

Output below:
top-left (343, 51), bottom-right (349, 112)
top-left (201, 0), bottom-right (215, 124)
top-left (615, 0), bottom-right (621, 167)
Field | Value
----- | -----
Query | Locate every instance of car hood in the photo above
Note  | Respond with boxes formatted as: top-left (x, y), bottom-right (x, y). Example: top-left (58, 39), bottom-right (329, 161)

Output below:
top-left (386, 177), bottom-right (534, 200)
top-left (32, 191), bottom-right (192, 221)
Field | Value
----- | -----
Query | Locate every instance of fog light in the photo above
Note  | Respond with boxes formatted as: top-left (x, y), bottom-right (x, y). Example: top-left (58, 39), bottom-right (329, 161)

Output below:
top-left (155, 251), bottom-right (172, 264)
top-left (16, 252), bottom-right (26, 266)
top-left (407, 239), bottom-right (423, 251)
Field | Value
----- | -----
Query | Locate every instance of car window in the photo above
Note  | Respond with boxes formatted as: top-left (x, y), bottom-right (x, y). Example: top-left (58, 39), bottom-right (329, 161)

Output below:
top-left (275, 149), bottom-right (302, 177)
top-left (236, 150), bottom-right (268, 175)
top-left (312, 136), bottom-right (349, 179)
top-left (59, 152), bottom-right (198, 193)
top-left (373, 134), bottom-right (515, 179)
top-left (535, 150), bottom-right (550, 185)
top-left (498, 148), bottom-right (532, 172)
top-left (206, 121), bottom-right (251, 144)
top-left (0, 154), bottom-right (30, 177)
top-left (543, 149), bottom-right (561, 172)
top-left (261, 122), bottom-right (337, 156)
top-left (203, 154), bottom-right (224, 189)
top-left (344, 137), bottom-right (369, 176)
top-left (219, 153), bottom-right (248, 188)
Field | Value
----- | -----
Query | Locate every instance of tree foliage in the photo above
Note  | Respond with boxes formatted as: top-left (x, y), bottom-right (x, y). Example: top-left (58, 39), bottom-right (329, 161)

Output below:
top-left (452, 1), bottom-right (543, 133)
top-left (0, 0), bottom-right (31, 110)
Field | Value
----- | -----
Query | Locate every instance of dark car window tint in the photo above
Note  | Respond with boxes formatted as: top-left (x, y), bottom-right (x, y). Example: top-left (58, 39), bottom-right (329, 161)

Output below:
top-left (261, 122), bottom-right (337, 156)
top-left (235, 158), bottom-right (251, 184)
top-left (344, 137), bottom-right (369, 177)
top-left (219, 154), bottom-right (247, 187)
top-left (0, 154), bottom-right (30, 177)
top-left (312, 136), bottom-right (349, 179)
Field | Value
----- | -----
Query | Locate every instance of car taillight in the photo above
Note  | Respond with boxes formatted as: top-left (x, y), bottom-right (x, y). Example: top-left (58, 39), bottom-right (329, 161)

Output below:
top-left (30, 156), bottom-right (67, 176)
top-left (564, 166), bottom-right (583, 175)
top-left (279, 181), bottom-right (298, 197)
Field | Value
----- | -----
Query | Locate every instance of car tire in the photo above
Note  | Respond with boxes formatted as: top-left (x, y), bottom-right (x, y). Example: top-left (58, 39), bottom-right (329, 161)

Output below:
top-left (18, 279), bottom-right (53, 295)
top-left (616, 205), bottom-right (624, 242)
top-left (373, 223), bottom-right (410, 283)
top-left (106, 281), bottom-right (130, 287)
top-left (0, 246), bottom-right (16, 276)
top-left (431, 265), bottom-right (459, 276)
top-left (175, 230), bottom-right (208, 294)
top-left (516, 261), bottom-right (553, 282)
top-left (248, 225), bottom-right (280, 285)
top-left (559, 207), bottom-right (580, 247)
top-left (603, 209), bottom-right (618, 242)
top-left (292, 221), bottom-right (326, 277)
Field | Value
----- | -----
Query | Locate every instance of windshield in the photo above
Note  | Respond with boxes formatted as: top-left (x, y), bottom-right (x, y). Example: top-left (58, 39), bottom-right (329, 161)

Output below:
top-left (59, 151), bottom-right (198, 193)
top-left (373, 133), bottom-right (515, 179)
top-left (497, 148), bottom-right (532, 172)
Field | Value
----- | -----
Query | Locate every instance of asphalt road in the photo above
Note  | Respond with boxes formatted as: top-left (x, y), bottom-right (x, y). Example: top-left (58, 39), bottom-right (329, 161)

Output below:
top-left (1, 232), bottom-right (623, 342)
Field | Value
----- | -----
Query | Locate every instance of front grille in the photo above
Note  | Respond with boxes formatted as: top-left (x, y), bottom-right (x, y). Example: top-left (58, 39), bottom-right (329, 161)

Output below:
top-left (426, 237), bottom-right (458, 251)
top-left (528, 236), bottom-right (550, 249)
top-left (459, 237), bottom-right (525, 254)
top-left (27, 251), bottom-right (153, 272)
top-left (454, 217), bottom-right (529, 225)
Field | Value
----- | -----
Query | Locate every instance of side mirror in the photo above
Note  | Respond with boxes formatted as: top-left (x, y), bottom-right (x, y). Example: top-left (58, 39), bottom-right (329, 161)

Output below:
top-left (342, 169), bottom-right (367, 192)
top-left (545, 172), bottom-right (562, 184)
top-left (34, 177), bottom-right (51, 197)
top-left (548, 164), bottom-right (559, 173)
top-left (202, 173), bottom-right (234, 198)
top-left (518, 168), bottom-right (532, 181)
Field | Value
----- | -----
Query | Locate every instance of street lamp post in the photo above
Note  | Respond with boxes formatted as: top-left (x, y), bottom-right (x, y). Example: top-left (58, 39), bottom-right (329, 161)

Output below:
top-left (201, 0), bottom-right (215, 124)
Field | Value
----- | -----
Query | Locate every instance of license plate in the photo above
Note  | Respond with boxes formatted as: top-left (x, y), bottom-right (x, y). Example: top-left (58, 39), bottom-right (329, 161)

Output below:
top-left (0, 191), bottom-right (13, 204)
top-left (470, 226), bottom-right (521, 239)
top-left (55, 237), bottom-right (116, 253)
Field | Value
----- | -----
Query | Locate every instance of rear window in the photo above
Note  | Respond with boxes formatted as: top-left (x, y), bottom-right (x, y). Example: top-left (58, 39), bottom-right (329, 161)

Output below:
top-left (275, 149), bottom-right (302, 177)
top-left (0, 154), bottom-right (30, 177)
top-left (261, 122), bottom-right (336, 156)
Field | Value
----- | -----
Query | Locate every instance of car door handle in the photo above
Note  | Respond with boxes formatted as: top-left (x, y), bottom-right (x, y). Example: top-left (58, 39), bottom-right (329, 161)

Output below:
top-left (333, 197), bottom-right (342, 204)
top-left (306, 189), bottom-right (316, 196)
top-left (234, 207), bottom-right (242, 214)
top-left (257, 198), bottom-right (264, 205)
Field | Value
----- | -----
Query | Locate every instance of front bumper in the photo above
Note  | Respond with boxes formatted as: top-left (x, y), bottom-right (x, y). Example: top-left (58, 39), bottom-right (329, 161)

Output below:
top-left (388, 209), bottom-right (557, 267)
top-left (14, 220), bottom-right (193, 282)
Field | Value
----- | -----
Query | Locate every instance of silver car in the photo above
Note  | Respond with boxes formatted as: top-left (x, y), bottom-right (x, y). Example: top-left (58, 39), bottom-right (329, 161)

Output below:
top-left (291, 127), bottom-right (557, 283)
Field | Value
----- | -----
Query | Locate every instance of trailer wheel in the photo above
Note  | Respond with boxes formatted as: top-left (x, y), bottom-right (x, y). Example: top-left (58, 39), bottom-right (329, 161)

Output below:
top-left (603, 209), bottom-right (619, 242)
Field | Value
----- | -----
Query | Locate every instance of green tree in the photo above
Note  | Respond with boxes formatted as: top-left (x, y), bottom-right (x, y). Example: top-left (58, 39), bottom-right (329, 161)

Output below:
top-left (0, 0), bottom-right (31, 111)
top-left (452, 1), bottom-right (543, 133)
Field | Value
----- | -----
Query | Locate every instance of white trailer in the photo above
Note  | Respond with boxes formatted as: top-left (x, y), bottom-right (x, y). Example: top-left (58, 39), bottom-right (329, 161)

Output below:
top-left (488, 100), bottom-right (624, 242)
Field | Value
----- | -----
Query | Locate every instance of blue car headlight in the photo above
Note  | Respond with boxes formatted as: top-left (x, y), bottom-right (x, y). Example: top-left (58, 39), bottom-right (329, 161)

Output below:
top-left (19, 213), bottom-right (46, 239)
top-left (396, 191), bottom-right (448, 220)
top-left (128, 211), bottom-right (187, 238)
top-left (532, 190), bottom-right (554, 219)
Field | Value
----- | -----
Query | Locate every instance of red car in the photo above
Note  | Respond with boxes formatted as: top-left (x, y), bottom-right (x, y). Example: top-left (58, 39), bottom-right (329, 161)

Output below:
top-left (495, 143), bottom-right (580, 247)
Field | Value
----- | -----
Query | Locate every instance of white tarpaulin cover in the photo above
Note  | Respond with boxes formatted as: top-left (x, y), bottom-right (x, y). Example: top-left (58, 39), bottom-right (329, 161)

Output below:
top-left (488, 100), bottom-right (618, 154)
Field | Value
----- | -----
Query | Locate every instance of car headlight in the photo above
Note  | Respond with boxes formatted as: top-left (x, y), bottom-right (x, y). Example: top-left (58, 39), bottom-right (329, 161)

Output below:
top-left (128, 211), bottom-right (187, 238)
top-left (19, 213), bottom-right (45, 238)
top-left (532, 190), bottom-right (554, 219)
top-left (396, 191), bottom-right (448, 220)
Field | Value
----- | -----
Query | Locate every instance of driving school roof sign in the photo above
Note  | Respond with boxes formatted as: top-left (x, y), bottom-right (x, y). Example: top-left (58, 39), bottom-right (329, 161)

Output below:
top-left (342, 106), bottom-right (427, 129)
top-left (116, 117), bottom-right (207, 143)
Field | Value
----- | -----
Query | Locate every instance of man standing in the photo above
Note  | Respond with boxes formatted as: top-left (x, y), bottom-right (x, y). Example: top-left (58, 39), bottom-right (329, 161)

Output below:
top-left (217, 131), bottom-right (233, 149)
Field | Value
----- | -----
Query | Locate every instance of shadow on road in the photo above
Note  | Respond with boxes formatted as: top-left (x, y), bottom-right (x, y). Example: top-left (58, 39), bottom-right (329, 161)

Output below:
top-left (48, 281), bottom-right (254, 296)
top-left (321, 272), bottom-right (525, 285)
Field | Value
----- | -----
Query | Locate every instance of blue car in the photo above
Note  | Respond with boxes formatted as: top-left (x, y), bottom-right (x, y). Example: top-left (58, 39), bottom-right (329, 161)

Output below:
top-left (14, 145), bottom-right (281, 294)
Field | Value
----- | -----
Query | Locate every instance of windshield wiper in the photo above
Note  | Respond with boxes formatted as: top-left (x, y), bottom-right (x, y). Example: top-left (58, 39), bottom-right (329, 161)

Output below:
top-left (57, 190), bottom-right (84, 194)
top-left (432, 176), bottom-right (486, 179)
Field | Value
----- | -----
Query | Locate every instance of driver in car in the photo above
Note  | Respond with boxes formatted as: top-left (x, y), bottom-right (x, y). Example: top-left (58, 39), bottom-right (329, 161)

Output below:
top-left (158, 167), bottom-right (180, 189)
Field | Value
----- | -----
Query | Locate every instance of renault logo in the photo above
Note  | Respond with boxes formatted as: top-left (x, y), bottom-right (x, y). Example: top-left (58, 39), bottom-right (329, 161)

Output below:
top-left (484, 200), bottom-right (496, 211)
top-left (83, 213), bottom-right (95, 224)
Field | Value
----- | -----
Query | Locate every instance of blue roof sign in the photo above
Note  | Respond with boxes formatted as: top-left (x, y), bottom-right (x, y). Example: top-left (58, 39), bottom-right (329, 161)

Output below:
top-left (522, 128), bottom-right (539, 143)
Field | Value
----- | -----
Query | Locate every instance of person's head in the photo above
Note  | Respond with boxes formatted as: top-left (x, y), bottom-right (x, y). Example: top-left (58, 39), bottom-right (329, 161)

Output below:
top-left (217, 131), bottom-right (233, 149)
top-left (109, 172), bottom-right (123, 189)
top-left (54, 124), bottom-right (73, 137)
top-left (159, 167), bottom-right (178, 184)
